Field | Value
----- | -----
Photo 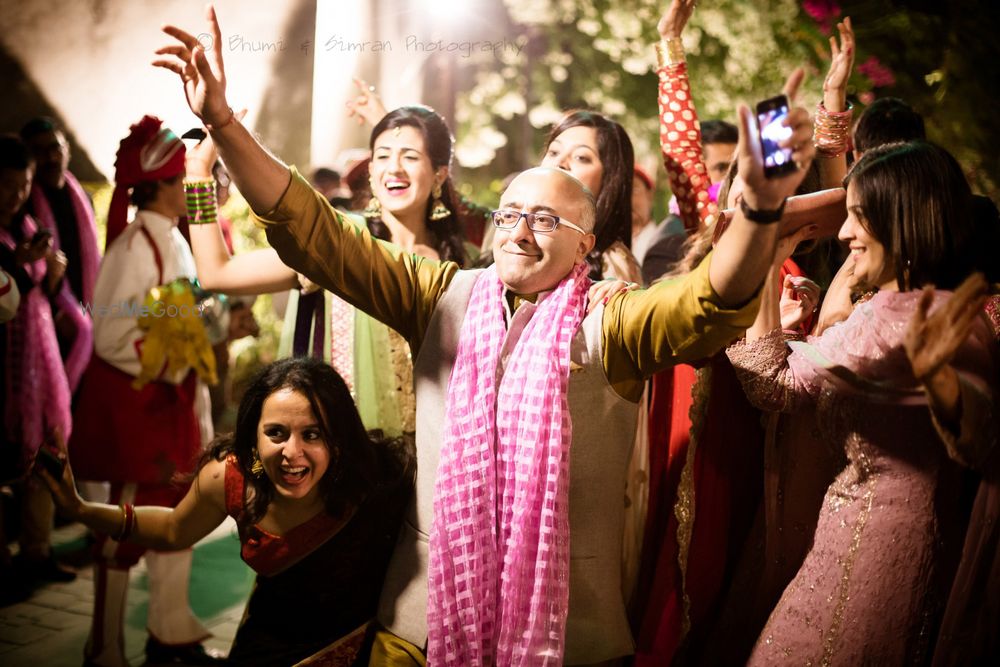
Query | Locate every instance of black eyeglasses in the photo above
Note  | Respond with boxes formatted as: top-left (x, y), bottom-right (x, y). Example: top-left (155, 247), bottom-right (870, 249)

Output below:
top-left (491, 209), bottom-right (587, 234)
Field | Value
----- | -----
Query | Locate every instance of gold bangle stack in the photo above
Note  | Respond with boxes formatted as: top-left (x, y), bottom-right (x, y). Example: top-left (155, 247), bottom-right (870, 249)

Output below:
top-left (114, 503), bottom-right (136, 542)
top-left (185, 179), bottom-right (218, 225)
top-left (814, 101), bottom-right (853, 158)
top-left (656, 38), bottom-right (686, 68)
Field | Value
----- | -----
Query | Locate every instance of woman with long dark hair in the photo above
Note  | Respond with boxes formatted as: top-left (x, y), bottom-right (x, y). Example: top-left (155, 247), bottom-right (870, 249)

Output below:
top-left (41, 357), bottom-right (414, 666)
top-left (540, 110), bottom-right (640, 281)
top-left (362, 107), bottom-right (466, 264)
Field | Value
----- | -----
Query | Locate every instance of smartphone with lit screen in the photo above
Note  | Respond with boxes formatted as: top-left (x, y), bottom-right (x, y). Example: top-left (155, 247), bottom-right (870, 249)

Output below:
top-left (756, 94), bottom-right (796, 178)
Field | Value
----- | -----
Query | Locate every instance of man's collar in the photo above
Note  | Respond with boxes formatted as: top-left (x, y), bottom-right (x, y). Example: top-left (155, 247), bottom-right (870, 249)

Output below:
top-left (134, 209), bottom-right (176, 232)
top-left (502, 288), bottom-right (554, 323)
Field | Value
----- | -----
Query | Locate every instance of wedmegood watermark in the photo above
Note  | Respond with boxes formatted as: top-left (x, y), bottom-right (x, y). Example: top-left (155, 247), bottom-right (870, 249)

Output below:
top-left (81, 301), bottom-right (206, 319)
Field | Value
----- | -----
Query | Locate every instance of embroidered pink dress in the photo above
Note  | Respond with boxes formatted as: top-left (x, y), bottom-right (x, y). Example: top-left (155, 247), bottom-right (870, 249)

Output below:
top-left (727, 290), bottom-right (998, 665)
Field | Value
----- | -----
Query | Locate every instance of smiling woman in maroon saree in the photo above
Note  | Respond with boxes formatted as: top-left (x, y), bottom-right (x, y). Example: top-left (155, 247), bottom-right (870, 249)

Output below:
top-left (41, 357), bottom-right (413, 666)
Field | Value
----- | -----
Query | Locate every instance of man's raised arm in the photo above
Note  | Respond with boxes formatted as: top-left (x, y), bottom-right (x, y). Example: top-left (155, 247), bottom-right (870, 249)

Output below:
top-left (602, 68), bottom-right (818, 398)
top-left (153, 6), bottom-right (455, 348)
top-left (709, 68), bottom-right (816, 306)
top-left (155, 6), bottom-right (289, 213)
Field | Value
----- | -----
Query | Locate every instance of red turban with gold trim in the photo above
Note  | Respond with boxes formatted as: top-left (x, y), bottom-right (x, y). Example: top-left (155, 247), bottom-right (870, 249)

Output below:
top-left (106, 115), bottom-right (185, 249)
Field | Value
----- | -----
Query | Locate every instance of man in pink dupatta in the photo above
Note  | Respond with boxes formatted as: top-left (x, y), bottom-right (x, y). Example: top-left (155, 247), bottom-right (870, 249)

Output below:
top-left (20, 118), bottom-right (98, 394)
top-left (155, 9), bottom-right (818, 662)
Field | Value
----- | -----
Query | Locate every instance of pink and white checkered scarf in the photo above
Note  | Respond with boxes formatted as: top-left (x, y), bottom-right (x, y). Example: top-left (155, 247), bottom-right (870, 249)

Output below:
top-left (427, 262), bottom-right (591, 666)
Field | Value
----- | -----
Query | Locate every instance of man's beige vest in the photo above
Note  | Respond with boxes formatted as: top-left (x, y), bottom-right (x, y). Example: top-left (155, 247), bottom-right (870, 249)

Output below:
top-left (377, 270), bottom-right (640, 664)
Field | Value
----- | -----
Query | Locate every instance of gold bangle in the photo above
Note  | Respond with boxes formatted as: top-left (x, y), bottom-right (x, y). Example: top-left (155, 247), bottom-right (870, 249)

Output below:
top-left (813, 101), bottom-right (854, 158)
top-left (656, 38), bottom-right (686, 68)
top-left (120, 504), bottom-right (136, 541)
top-left (114, 504), bottom-right (128, 541)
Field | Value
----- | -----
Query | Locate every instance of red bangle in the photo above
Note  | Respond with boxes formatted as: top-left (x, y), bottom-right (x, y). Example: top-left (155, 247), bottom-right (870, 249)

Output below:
top-left (204, 107), bottom-right (235, 132)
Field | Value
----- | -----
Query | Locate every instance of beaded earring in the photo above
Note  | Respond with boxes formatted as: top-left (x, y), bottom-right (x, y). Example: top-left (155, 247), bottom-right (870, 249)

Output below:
top-left (363, 177), bottom-right (382, 219)
top-left (250, 450), bottom-right (265, 478)
top-left (429, 183), bottom-right (451, 221)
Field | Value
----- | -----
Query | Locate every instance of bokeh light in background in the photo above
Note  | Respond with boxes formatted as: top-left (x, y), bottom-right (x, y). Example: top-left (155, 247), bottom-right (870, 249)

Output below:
top-left (2, 0), bottom-right (997, 202)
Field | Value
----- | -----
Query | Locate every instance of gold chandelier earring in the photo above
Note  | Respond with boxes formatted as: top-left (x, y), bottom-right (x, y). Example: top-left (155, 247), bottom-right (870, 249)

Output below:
top-left (363, 177), bottom-right (382, 219)
top-left (250, 449), bottom-right (265, 478)
top-left (429, 183), bottom-right (451, 221)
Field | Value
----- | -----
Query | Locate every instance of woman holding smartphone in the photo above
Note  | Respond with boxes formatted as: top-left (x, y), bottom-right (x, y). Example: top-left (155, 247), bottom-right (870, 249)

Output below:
top-left (0, 134), bottom-right (73, 604)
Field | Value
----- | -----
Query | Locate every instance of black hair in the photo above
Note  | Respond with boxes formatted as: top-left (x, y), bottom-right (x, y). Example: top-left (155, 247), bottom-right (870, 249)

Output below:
top-left (19, 117), bottom-right (60, 141)
top-left (200, 357), bottom-right (414, 526)
top-left (312, 167), bottom-right (341, 184)
top-left (0, 134), bottom-right (34, 171)
top-left (368, 106), bottom-right (467, 266)
top-left (845, 141), bottom-right (975, 291)
top-left (700, 119), bottom-right (738, 146)
top-left (130, 181), bottom-right (159, 209)
top-left (544, 110), bottom-right (635, 277)
top-left (853, 98), bottom-right (926, 154)
top-left (128, 175), bottom-right (183, 209)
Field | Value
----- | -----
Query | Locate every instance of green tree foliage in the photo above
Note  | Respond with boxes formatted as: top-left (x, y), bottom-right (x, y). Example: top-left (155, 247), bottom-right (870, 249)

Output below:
top-left (451, 0), bottom-right (998, 202)
top-left (837, 0), bottom-right (999, 199)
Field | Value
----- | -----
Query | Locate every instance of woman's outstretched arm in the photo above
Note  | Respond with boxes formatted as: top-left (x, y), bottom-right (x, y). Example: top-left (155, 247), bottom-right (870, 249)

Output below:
top-left (40, 442), bottom-right (229, 551)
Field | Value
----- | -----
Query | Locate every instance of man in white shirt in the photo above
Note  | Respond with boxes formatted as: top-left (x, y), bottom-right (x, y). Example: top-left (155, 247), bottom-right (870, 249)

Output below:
top-left (68, 116), bottom-right (219, 667)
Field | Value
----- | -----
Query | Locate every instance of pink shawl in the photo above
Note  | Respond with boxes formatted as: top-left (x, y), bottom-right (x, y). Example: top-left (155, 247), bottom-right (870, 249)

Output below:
top-left (29, 172), bottom-right (97, 391)
top-left (0, 216), bottom-right (73, 480)
top-left (427, 262), bottom-right (591, 666)
top-left (29, 172), bottom-right (99, 304)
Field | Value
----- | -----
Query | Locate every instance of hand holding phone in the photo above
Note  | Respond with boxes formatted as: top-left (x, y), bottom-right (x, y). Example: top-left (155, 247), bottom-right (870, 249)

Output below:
top-left (733, 68), bottom-right (816, 215)
top-left (36, 445), bottom-right (66, 479)
top-left (756, 94), bottom-right (797, 178)
top-left (33, 430), bottom-right (87, 520)
top-left (31, 228), bottom-right (53, 246)
top-left (15, 229), bottom-right (52, 265)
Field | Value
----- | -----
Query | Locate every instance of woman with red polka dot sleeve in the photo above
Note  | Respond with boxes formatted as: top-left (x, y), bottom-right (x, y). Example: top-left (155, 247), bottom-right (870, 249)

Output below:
top-left (655, 0), bottom-right (716, 235)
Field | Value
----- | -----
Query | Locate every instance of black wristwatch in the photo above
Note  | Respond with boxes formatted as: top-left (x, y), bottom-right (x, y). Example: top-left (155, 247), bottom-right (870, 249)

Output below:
top-left (739, 197), bottom-right (787, 224)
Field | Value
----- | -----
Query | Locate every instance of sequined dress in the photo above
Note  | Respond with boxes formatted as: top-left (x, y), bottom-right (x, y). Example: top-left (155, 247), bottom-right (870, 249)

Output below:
top-left (726, 290), bottom-right (997, 665)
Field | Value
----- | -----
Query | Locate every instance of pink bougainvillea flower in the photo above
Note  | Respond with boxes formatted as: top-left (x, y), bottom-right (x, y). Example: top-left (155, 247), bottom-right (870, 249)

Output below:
top-left (859, 91), bottom-right (876, 105)
top-left (857, 55), bottom-right (896, 88)
top-left (802, 0), bottom-right (841, 31)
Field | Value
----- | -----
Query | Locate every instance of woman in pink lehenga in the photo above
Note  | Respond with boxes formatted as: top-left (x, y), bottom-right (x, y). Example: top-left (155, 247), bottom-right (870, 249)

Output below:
top-left (727, 141), bottom-right (997, 665)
